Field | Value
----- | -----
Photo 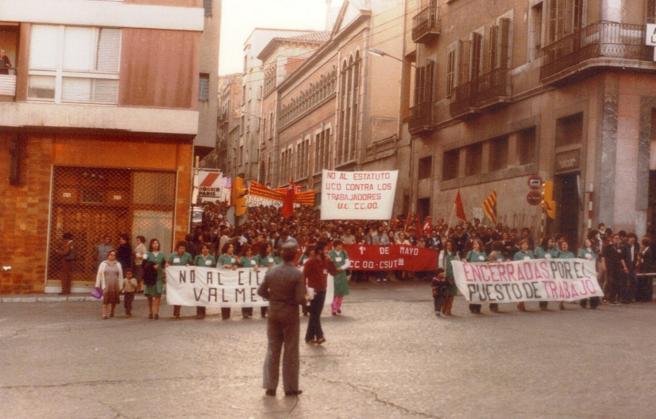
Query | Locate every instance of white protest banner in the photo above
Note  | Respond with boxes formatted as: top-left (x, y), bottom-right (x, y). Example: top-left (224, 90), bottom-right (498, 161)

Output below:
top-left (166, 266), bottom-right (334, 310)
top-left (167, 266), bottom-right (268, 308)
top-left (452, 259), bottom-right (603, 304)
top-left (321, 170), bottom-right (398, 220)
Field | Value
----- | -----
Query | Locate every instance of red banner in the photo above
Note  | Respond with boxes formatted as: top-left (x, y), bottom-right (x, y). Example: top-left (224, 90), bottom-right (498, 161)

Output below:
top-left (343, 244), bottom-right (438, 272)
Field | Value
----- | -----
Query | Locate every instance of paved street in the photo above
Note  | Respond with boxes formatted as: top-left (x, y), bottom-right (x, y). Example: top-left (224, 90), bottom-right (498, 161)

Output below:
top-left (1, 283), bottom-right (656, 418)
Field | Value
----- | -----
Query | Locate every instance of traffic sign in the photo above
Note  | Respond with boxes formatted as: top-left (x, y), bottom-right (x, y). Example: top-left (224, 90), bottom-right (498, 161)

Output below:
top-left (528, 175), bottom-right (542, 189)
top-left (646, 24), bottom-right (656, 46)
top-left (527, 191), bottom-right (541, 206)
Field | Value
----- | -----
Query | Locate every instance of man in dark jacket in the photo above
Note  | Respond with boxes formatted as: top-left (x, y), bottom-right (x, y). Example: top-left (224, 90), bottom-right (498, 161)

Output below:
top-left (258, 240), bottom-right (306, 397)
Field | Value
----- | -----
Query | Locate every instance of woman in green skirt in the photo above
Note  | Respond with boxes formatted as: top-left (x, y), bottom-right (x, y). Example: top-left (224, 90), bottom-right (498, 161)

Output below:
top-left (329, 240), bottom-right (350, 316)
top-left (143, 238), bottom-right (166, 320)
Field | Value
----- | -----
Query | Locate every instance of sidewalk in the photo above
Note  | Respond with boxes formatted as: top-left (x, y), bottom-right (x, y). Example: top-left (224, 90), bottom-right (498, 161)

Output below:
top-left (0, 293), bottom-right (149, 303)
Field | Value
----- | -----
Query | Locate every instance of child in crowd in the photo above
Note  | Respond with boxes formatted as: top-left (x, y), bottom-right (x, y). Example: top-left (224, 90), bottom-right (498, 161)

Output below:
top-left (122, 268), bottom-right (138, 317)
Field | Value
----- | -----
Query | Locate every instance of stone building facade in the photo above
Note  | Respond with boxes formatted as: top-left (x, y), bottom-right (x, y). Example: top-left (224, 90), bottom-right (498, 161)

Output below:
top-left (274, 0), bottom-right (405, 206)
top-left (402, 0), bottom-right (656, 244)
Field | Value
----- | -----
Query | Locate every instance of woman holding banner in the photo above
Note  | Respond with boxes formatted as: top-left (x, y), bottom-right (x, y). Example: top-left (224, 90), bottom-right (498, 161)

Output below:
top-left (255, 243), bottom-right (280, 319)
top-left (534, 237), bottom-right (559, 310)
top-left (438, 240), bottom-right (459, 316)
top-left (513, 239), bottom-right (535, 312)
top-left (329, 240), bottom-right (350, 316)
top-left (168, 242), bottom-right (193, 319)
top-left (194, 244), bottom-right (216, 319)
top-left (557, 240), bottom-right (576, 310)
top-left (465, 239), bottom-right (487, 314)
top-left (239, 246), bottom-right (259, 319)
top-left (218, 243), bottom-right (238, 320)
top-left (577, 239), bottom-right (600, 309)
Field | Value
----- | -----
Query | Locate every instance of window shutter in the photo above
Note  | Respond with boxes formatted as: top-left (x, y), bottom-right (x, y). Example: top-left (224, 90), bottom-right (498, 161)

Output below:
top-left (426, 60), bottom-right (435, 103)
top-left (458, 39), bottom-right (471, 84)
top-left (96, 28), bottom-right (121, 73)
top-left (485, 25), bottom-right (497, 72)
top-left (446, 49), bottom-right (455, 97)
top-left (498, 18), bottom-right (511, 69)
top-left (470, 32), bottom-right (483, 78)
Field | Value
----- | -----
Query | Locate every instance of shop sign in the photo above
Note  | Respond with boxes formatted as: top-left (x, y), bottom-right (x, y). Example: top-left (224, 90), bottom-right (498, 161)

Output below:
top-left (555, 149), bottom-right (580, 172)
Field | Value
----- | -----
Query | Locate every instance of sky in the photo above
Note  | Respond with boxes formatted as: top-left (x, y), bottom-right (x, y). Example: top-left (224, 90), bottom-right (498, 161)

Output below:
top-left (219, 0), bottom-right (330, 75)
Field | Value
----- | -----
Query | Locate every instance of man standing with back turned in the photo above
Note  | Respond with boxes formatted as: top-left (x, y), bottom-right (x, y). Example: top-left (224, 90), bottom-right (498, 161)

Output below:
top-left (258, 240), bottom-right (306, 397)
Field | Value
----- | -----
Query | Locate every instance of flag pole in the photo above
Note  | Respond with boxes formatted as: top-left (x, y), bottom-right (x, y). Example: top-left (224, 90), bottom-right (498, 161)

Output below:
top-left (446, 198), bottom-right (455, 236)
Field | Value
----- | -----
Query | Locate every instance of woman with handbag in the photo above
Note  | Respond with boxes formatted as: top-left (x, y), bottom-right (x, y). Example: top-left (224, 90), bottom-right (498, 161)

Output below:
top-left (143, 239), bottom-right (166, 320)
top-left (95, 249), bottom-right (124, 320)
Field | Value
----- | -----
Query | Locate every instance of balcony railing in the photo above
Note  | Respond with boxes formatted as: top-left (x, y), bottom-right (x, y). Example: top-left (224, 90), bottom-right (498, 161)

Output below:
top-left (449, 67), bottom-right (511, 118)
top-left (0, 74), bottom-right (16, 98)
top-left (409, 102), bottom-right (433, 135)
top-left (412, 5), bottom-right (440, 43)
top-left (541, 21), bottom-right (652, 82)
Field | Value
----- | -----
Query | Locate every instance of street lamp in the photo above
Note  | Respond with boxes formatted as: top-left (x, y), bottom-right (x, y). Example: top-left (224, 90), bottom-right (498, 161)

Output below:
top-left (367, 48), bottom-right (416, 67)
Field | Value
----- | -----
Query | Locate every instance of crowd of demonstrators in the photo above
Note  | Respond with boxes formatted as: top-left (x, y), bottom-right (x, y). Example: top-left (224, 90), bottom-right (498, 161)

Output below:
top-left (86, 199), bottom-right (655, 320)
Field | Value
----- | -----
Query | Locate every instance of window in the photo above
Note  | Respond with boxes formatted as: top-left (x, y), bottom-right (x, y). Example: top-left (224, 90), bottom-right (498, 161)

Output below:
top-left (417, 198), bottom-right (431, 221)
top-left (203, 0), bottom-right (212, 17)
top-left (470, 32), bottom-right (483, 78)
top-left (443, 149), bottom-right (460, 180)
top-left (648, 0), bottom-right (656, 23)
top-left (446, 49), bottom-right (456, 97)
top-left (28, 25), bottom-right (121, 104)
top-left (199, 73), bottom-right (209, 101)
top-left (418, 156), bottom-right (433, 179)
top-left (240, 116), bottom-right (245, 135)
top-left (556, 113), bottom-right (583, 147)
top-left (530, 2), bottom-right (544, 60)
top-left (518, 127), bottom-right (537, 165)
top-left (465, 143), bottom-right (482, 176)
top-left (547, 0), bottom-right (583, 43)
top-left (489, 136), bottom-right (509, 171)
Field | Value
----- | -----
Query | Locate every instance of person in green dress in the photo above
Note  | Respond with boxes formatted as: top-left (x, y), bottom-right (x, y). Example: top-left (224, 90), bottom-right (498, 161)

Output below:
top-left (255, 243), bottom-right (280, 318)
top-left (465, 239), bottom-right (487, 314)
top-left (577, 238), bottom-right (600, 309)
top-left (438, 239), bottom-right (460, 316)
top-left (557, 240), bottom-right (576, 310)
top-left (218, 242), bottom-right (239, 320)
top-left (143, 238), bottom-right (166, 320)
top-left (167, 241), bottom-right (193, 319)
top-left (328, 240), bottom-right (350, 316)
top-left (513, 239), bottom-right (534, 312)
top-left (239, 245), bottom-right (259, 319)
top-left (194, 243), bottom-right (216, 319)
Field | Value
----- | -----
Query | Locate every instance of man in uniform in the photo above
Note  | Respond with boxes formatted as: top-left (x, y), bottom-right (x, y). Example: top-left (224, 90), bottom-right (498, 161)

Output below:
top-left (258, 240), bottom-right (306, 397)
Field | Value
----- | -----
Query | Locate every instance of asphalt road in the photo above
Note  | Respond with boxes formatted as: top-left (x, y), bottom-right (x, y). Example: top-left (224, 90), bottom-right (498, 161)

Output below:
top-left (1, 283), bottom-right (655, 418)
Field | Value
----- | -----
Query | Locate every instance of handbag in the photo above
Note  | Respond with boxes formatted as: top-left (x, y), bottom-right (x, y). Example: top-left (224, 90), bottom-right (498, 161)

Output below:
top-left (91, 287), bottom-right (103, 300)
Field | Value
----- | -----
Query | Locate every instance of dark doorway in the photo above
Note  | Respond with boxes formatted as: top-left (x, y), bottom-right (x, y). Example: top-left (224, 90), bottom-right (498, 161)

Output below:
top-left (554, 172), bottom-right (580, 247)
top-left (647, 171), bottom-right (656, 239)
top-left (417, 198), bottom-right (431, 221)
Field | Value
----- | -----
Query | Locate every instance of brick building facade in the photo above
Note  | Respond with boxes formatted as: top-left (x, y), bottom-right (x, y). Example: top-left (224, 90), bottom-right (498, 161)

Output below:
top-left (0, 0), bottom-right (211, 294)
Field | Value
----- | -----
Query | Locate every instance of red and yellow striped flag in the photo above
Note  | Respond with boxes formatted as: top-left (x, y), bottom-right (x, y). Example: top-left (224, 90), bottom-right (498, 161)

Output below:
top-left (483, 191), bottom-right (497, 225)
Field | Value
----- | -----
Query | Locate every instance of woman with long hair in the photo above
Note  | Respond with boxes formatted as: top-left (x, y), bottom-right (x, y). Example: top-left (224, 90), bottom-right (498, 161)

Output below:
top-left (143, 239), bottom-right (166, 320)
top-left (218, 242), bottom-right (238, 320)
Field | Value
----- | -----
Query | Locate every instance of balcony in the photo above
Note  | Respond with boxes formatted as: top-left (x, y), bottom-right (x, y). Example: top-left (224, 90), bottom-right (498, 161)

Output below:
top-left (0, 74), bottom-right (16, 100)
top-left (412, 4), bottom-right (440, 44)
top-left (449, 67), bottom-right (511, 118)
top-left (540, 21), bottom-right (652, 84)
top-left (409, 102), bottom-right (434, 135)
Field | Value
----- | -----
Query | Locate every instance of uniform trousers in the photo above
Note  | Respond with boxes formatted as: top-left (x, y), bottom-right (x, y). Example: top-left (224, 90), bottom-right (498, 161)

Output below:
top-left (263, 306), bottom-right (300, 392)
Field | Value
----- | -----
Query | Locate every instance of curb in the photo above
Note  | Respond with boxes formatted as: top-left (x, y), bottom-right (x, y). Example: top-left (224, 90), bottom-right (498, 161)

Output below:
top-left (0, 295), bottom-right (149, 303)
